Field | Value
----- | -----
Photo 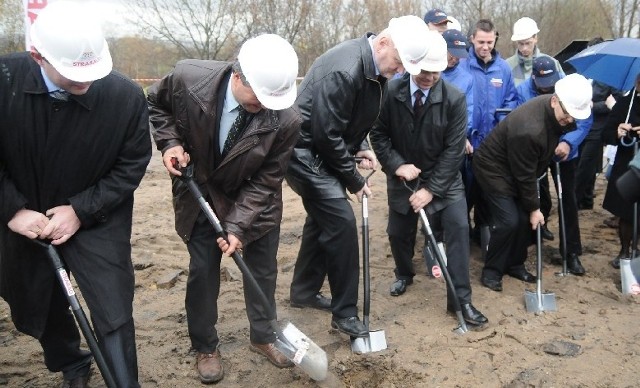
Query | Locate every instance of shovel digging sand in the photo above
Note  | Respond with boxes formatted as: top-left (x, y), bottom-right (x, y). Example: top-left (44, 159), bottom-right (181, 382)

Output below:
top-left (351, 170), bottom-right (387, 354)
top-left (175, 162), bottom-right (328, 381)
top-left (525, 174), bottom-right (557, 313)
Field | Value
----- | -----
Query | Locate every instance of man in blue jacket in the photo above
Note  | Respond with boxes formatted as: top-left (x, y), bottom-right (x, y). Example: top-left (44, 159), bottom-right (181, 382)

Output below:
top-left (516, 56), bottom-right (592, 275)
top-left (462, 19), bottom-right (518, 244)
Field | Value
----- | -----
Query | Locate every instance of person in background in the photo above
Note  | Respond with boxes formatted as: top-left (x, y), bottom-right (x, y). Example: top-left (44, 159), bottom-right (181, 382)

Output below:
top-left (424, 8), bottom-right (451, 33)
top-left (285, 15), bottom-right (432, 338)
top-left (462, 18), bottom-right (518, 246)
top-left (601, 73), bottom-right (640, 269)
top-left (0, 2), bottom-right (151, 387)
top-left (148, 34), bottom-right (301, 383)
top-left (474, 74), bottom-right (592, 292)
top-left (370, 31), bottom-right (488, 327)
top-left (505, 17), bottom-right (564, 86)
top-left (517, 56), bottom-right (592, 275)
top-left (575, 38), bottom-right (620, 210)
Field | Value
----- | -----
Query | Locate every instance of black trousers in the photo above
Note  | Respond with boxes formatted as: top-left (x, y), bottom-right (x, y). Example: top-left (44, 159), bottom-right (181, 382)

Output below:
top-left (540, 159), bottom-right (583, 255)
top-left (575, 136), bottom-right (604, 208)
top-left (290, 197), bottom-right (359, 319)
top-left (185, 211), bottom-right (279, 352)
top-left (38, 280), bottom-right (139, 387)
top-left (481, 194), bottom-right (531, 281)
top-left (388, 198), bottom-right (472, 305)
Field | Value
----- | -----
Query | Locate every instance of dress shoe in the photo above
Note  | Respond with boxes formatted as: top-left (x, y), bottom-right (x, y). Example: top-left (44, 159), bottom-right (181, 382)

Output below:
top-left (611, 254), bottom-right (625, 269)
top-left (446, 303), bottom-right (489, 326)
top-left (567, 253), bottom-right (585, 275)
top-left (196, 350), bottom-right (224, 384)
top-left (250, 342), bottom-right (294, 368)
top-left (506, 267), bottom-right (537, 283)
top-left (541, 225), bottom-right (554, 241)
top-left (481, 277), bottom-right (503, 292)
top-left (389, 278), bottom-right (412, 296)
top-left (331, 316), bottom-right (368, 338)
top-left (290, 293), bottom-right (331, 311)
top-left (60, 370), bottom-right (91, 388)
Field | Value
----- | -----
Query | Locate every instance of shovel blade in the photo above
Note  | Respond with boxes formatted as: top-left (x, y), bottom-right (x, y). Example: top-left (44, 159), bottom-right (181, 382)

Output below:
top-left (620, 258), bottom-right (640, 295)
top-left (350, 329), bottom-right (387, 354)
top-left (275, 322), bottom-right (328, 381)
top-left (524, 289), bottom-right (557, 313)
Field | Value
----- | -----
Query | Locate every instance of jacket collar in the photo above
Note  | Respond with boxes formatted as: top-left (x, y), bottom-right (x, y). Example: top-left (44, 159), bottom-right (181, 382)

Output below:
top-left (23, 58), bottom-right (98, 111)
top-left (188, 62), bottom-right (233, 115)
top-left (361, 33), bottom-right (379, 81)
top-left (393, 72), bottom-right (444, 109)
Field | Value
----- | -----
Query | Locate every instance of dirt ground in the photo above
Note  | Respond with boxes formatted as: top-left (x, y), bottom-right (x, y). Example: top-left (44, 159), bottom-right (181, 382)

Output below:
top-left (2, 147), bottom-right (640, 387)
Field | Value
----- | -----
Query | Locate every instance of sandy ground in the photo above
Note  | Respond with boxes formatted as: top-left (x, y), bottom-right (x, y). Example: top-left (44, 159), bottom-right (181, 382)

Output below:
top-left (2, 147), bottom-right (640, 387)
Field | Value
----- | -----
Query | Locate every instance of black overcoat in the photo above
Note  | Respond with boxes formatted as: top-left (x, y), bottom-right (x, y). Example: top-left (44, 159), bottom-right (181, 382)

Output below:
top-left (0, 52), bottom-right (151, 336)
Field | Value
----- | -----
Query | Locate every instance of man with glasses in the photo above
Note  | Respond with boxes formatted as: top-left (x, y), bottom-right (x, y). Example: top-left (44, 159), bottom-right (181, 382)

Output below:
top-left (506, 17), bottom-right (564, 86)
top-left (517, 56), bottom-right (592, 276)
top-left (473, 74), bottom-right (592, 292)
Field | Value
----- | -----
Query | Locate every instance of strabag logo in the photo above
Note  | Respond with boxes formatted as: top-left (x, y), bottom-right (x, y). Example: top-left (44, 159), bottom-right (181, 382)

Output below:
top-left (73, 51), bottom-right (102, 67)
top-left (490, 78), bottom-right (503, 87)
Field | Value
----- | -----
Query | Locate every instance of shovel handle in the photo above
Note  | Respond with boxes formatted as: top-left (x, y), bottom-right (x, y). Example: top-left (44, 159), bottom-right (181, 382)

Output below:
top-left (31, 240), bottom-right (117, 388)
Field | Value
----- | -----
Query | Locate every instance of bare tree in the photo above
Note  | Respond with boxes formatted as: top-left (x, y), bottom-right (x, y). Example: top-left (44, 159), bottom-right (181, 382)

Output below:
top-left (124, 0), bottom-right (247, 60)
top-left (0, 0), bottom-right (24, 55)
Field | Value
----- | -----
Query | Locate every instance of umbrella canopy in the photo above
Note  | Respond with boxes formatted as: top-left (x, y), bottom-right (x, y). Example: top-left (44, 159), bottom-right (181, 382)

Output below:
top-left (566, 37), bottom-right (640, 91)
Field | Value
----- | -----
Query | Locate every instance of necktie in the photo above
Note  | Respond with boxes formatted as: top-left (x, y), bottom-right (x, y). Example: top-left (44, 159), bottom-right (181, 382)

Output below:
top-left (222, 107), bottom-right (248, 157)
top-left (413, 89), bottom-right (425, 118)
top-left (49, 89), bottom-right (69, 101)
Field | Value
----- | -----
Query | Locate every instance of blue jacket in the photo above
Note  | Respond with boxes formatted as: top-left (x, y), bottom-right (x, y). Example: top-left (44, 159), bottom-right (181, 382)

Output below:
top-left (462, 49), bottom-right (518, 149)
top-left (516, 77), bottom-right (592, 161)
top-left (441, 63), bottom-right (474, 133)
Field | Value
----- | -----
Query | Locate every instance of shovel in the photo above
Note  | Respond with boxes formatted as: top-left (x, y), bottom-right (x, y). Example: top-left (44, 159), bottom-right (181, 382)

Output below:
top-left (403, 179), bottom-right (468, 334)
top-left (175, 162), bottom-right (328, 381)
top-left (554, 161), bottom-right (570, 277)
top-left (32, 240), bottom-right (117, 388)
top-left (525, 173), bottom-right (557, 313)
top-left (351, 170), bottom-right (387, 353)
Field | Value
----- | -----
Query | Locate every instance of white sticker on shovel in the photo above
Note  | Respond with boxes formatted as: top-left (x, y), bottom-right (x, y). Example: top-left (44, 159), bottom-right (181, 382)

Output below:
top-left (293, 347), bottom-right (308, 364)
top-left (58, 269), bottom-right (76, 297)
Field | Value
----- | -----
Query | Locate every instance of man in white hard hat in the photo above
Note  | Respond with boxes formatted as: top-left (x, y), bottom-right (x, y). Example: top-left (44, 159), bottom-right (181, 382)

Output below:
top-left (473, 74), bottom-right (593, 292)
top-left (506, 16), bottom-right (565, 86)
top-left (0, 1), bottom-right (151, 387)
top-left (148, 34), bottom-right (301, 383)
top-left (286, 15), bottom-right (432, 339)
top-left (370, 31), bottom-right (489, 327)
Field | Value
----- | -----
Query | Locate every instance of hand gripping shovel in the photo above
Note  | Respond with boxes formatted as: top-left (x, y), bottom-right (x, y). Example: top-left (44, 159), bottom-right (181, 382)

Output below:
top-left (351, 170), bottom-right (387, 353)
top-left (403, 179), bottom-right (468, 334)
top-left (32, 240), bottom-right (117, 388)
top-left (525, 173), bottom-right (557, 313)
top-left (554, 161), bottom-right (569, 277)
top-left (175, 163), bottom-right (328, 381)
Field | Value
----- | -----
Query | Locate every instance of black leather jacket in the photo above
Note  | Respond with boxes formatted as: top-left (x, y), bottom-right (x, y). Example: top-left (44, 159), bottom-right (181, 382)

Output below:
top-left (286, 33), bottom-right (386, 199)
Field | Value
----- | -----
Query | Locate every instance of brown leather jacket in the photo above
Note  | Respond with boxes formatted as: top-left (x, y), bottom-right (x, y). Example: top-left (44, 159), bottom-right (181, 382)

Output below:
top-left (148, 60), bottom-right (301, 243)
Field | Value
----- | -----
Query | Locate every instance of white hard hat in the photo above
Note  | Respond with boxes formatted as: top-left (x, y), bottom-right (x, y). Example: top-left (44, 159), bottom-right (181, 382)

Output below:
top-left (388, 15), bottom-right (431, 76)
top-left (447, 16), bottom-right (462, 32)
top-left (511, 17), bottom-right (540, 41)
top-left (554, 74), bottom-right (593, 120)
top-left (30, 1), bottom-right (112, 82)
top-left (417, 31), bottom-right (448, 72)
top-left (238, 34), bottom-right (298, 111)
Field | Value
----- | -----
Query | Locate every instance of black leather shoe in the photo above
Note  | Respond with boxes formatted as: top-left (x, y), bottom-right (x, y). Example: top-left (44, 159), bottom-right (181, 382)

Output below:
top-left (541, 225), bottom-right (554, 241)
top-left (506, 267), bottom-right (536, 283)
top-left (611, 254), bottom-right (624, 269)
top-left (481, 277), bottom-right (503, 291)
top-left (567, 253), bottom-right (586, 275)
top-left (460, 303), bottom-right (488, 326)
top-left (290, 293), bottom-right (331, 311)
top-left (331, 316), bottom-right (368, 338)
top-left (60, 370), bottom-right (91, 388)
top-left (389, 279), bottom-right (412, 296)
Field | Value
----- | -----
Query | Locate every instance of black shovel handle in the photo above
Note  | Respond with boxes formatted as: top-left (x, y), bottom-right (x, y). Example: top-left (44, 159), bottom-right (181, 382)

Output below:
top-left (172, 162), bottom-right (293, 349)
top-left (360, 170), bottom-right (375, 330)
top-left (32, 239), bottom-right (117, 388)
top-left (402, 179), bottom-right (468, 332)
